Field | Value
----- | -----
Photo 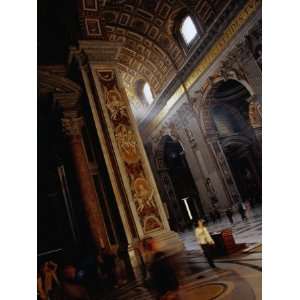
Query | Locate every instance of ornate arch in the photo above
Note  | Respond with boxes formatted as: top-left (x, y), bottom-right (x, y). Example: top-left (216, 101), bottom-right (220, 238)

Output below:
top-left (191, 74), bottom-right (258, 205)
top-left (194, 74), bottom-right (255, 138)
top-left (151, 134), bottom-right (185, 231)
top-left (192, 68), bottom-right (262, 205)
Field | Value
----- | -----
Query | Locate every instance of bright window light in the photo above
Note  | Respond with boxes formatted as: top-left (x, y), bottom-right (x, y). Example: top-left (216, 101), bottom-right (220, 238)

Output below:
top-left (180, 16), bottom-right (198, 45)
top-left (143, 82), bottom-right (154, 104)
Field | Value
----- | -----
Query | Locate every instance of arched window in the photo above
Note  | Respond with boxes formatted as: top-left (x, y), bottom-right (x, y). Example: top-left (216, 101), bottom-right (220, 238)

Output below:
top-left (180, 16), bottom-right (198, 46)
top-left (136, 80), bottom-right (154, 106)
top-left (143, 82), bottom-right (154, 105)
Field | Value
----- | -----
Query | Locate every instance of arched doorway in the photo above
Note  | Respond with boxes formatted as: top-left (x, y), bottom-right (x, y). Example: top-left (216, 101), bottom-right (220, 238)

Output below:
top-left (205, 79), bottom-right (261, 206)
top-left (155, 135), bottom-right (204, 231)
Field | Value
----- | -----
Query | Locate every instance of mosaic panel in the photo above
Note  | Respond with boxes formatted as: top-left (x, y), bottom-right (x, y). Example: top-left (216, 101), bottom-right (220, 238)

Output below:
top-left (96, 69), bottom-right (164, 233)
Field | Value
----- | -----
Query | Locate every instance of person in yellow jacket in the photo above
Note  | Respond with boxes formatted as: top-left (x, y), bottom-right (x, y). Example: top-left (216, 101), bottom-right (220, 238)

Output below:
top-left (195, 219), bottom-right (217, 268)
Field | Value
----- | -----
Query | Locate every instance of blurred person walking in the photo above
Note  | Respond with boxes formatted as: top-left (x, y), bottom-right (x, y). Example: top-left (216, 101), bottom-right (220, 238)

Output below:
top-left (144, 238), bottom-right (179, 300)
top-left (61, 264), bottom-right (90, 300)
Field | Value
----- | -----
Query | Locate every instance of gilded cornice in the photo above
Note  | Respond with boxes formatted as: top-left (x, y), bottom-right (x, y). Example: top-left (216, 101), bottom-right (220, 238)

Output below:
top-left (185, 0), bottom-right (260, 90)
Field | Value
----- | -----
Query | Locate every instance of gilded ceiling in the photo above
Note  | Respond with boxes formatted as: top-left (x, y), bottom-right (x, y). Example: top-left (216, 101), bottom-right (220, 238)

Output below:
top-left (78, 0), bottom-right (230, 119)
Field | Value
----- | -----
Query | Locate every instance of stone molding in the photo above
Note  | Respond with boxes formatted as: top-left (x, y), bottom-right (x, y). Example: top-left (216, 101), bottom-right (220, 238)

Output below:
top-left (69, 40), bottom-right (123, 67)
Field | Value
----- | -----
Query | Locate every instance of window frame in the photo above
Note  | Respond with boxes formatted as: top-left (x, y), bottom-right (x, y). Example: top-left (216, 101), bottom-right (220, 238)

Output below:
top-left (173, 13), bottom-right (202, 55)
top-left (136, 79), bottom-right (155, 107)
top-left (180, 15), bottom-right (199, 47)
top-left (142, 82), bottom-right (154, 105)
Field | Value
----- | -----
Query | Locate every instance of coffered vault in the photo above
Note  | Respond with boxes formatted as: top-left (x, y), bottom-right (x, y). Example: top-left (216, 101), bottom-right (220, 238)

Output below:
top-left (77, 0), bottom-right (232, 119)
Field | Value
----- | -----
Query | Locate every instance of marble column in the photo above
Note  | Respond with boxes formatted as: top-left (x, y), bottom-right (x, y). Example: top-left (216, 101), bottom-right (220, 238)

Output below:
top-left (70, 41), bottom-right (183, 267)
top-left (62, 113), bottom-right (109, 250)
top-left (173, 106), bottom-right (213, 214)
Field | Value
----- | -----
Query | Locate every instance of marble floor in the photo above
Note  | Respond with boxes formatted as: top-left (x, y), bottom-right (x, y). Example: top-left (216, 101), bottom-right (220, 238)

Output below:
top-left (180, 207), bottom-right (262, 251)
top-left (101, 208), bottom-right (262, 300)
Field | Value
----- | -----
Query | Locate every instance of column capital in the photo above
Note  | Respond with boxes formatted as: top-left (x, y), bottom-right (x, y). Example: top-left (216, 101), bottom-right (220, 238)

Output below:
top-left (62, 116), bottom-right (84, 138)
top-left (55, 92), bottom-right (83, 133)
top-left (54, 92), bottom-right (81, 114)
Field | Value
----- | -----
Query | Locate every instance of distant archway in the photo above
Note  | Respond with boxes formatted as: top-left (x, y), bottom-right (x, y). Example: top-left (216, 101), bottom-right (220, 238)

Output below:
top-left (200, 79), bottom-right (261, 205)
top-left (154, 135), bottom-right (204, 231)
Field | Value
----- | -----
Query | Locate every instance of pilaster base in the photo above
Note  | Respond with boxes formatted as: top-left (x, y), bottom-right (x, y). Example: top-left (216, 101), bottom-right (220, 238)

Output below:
top-left (127, 231), bottom-right (185, 260)
top-left (127, 244), bottom-right (144, 280)
top-left (150, 230), bottom-right (185, 255)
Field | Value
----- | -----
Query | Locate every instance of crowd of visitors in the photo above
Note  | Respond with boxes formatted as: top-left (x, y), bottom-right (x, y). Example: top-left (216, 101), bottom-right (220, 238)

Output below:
top-left (142, 237), bottom-right (179, 300)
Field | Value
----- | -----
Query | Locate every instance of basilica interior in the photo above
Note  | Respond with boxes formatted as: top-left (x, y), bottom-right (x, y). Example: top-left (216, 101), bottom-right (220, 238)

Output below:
top-left (38, 0), bottom-right (262, 299)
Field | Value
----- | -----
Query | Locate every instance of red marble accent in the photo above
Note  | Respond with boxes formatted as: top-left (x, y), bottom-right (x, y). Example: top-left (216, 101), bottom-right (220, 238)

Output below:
top-left (69, 134), bottom-right (109, 249)
top-left (221, 229), bottom-right (246, 254)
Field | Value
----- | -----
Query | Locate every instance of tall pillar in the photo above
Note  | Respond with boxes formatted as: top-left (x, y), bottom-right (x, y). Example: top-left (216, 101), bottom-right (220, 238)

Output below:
top-left (70, 41), bottom-right (183, 265)
top-left (174, 104), bottom-right (215, 214)
top-left (60, 105), bottom-right (110, 250)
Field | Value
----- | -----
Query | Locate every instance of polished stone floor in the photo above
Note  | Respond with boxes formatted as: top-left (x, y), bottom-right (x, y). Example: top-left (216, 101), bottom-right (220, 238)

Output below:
top-left (181, 207), bottom-right (262, 251)
top-left (103, 208), bottom-right (262, 300)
